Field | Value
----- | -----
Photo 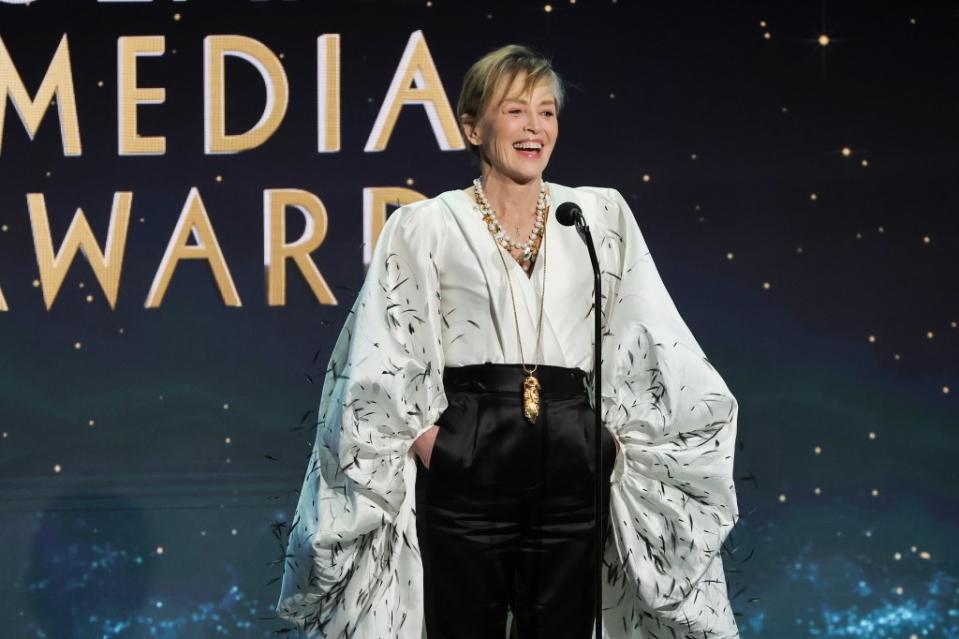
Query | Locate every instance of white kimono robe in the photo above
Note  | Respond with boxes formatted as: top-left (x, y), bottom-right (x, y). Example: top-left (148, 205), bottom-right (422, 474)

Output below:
top-left (275, 183), bottom-right (741, 638)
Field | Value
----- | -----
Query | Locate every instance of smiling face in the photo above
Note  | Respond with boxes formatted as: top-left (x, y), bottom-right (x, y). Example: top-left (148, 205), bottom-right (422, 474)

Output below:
top-left (463, 72), bottom-right (559, 185)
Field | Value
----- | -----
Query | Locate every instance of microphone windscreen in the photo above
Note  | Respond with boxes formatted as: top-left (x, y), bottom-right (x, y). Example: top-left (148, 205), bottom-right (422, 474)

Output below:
top-left (555, 202), bottom-right (583, 226)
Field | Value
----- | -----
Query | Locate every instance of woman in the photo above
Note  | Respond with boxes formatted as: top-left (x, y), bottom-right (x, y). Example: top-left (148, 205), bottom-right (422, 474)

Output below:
top-left (276, 45), bottom-right (741, 639)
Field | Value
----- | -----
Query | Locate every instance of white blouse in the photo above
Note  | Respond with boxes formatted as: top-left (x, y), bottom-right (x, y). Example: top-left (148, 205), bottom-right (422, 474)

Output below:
top-left (276, 183), bottom-right (741, 638)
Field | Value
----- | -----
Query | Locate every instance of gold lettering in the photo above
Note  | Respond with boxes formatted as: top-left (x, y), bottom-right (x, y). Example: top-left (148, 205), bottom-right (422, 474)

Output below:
top-left (365, 30), bottom-right (463, 152)
top-left (0, 34), bottom-right (81, 156)
top-left (27, 192), bottom-right (132, 310)
top-left (118, 35), bottom-right (166, 155)
top-left (204, 35), bottom-right (289, 154)
top-left (317, 34), bottom-right (340, 152)
top-left (265, 189), bottom-right (336, 306)
top-left (146, 187), bottom-right (240, 308)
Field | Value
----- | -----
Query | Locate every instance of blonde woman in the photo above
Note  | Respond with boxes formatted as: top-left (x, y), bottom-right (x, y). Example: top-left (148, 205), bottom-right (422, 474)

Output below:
top-left (277, 44), bottom-right (741, 639)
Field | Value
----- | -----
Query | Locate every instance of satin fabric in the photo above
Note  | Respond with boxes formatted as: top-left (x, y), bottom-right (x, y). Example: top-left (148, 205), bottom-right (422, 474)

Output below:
top-left (432, 187), bottom-right (599, 373)
top-left (276, 184), bottom-right (741, 638)
top-left (416, 363), bottom-right (616, 639)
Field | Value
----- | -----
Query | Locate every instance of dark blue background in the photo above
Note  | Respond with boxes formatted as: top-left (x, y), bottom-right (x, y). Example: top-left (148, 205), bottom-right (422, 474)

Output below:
top-left (0, 1), bottom-right (956, 637)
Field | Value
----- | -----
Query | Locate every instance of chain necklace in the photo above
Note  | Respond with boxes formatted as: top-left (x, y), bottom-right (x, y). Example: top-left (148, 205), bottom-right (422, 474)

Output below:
top-left (473, 177), bottom-right (547, 270)
top-left (471, 177), bottom-right (549, 424)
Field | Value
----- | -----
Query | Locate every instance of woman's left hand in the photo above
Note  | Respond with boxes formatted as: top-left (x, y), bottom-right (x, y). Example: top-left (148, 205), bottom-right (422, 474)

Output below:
top-left (412, 425), bottom-right (441, 468)
top-left (609, 430), bottom-right (621, 456)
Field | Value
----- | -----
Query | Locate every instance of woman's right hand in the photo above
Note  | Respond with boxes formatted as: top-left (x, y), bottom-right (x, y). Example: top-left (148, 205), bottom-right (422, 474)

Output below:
top-left (412, 425), bottom-right (440, 468)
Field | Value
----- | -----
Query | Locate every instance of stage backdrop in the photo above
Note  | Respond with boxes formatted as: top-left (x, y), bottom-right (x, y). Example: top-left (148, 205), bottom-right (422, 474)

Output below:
top-left (1, 1), bottom-right (957, 638)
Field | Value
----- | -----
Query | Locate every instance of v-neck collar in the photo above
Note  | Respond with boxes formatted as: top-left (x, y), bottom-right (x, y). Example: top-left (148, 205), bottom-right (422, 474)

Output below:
top-left (455, 184), bottom-right (554, 285)
top-left (440, 182), bottom-right (585, 368)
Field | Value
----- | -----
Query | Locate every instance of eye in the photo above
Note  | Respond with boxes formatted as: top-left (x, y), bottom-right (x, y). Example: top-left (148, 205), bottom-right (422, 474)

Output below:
top-left (541, 110), bottom-right (555, 118)
top-left (508, 108), bottom-right (523, 115)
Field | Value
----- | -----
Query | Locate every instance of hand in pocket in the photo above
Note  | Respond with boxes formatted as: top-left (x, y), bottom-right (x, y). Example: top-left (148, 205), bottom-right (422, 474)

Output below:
top-left (611, 431), bottom-right (620, 456)
top-left (412, 425), bottom-right (441, 469)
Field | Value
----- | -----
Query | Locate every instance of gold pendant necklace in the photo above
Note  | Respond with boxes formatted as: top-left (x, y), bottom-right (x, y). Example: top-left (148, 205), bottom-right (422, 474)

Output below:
top-left (522, 372), bottom-right (542, 424)
top-left (472, 178), bottom-right (548, 424)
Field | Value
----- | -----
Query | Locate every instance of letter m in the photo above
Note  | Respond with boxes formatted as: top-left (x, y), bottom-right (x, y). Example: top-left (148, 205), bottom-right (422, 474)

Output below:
top-left (0, 34), bottom-right (81, 156)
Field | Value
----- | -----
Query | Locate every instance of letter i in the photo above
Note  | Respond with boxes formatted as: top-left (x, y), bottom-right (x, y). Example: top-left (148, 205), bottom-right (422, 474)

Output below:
top-left (317, 34), bottom-right (340, 152)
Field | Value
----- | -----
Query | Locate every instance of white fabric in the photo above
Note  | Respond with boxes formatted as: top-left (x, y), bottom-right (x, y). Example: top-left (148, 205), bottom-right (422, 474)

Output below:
top-left (275, 183), bottom-right (741, 638)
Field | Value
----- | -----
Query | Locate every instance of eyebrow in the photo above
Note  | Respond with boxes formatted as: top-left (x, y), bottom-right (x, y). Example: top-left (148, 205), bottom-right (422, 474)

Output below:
top-left (501, 97), bottom-right (556, 106)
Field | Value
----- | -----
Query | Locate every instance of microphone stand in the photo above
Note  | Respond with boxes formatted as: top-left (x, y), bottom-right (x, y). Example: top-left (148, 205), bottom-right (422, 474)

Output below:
top-left (560, 204), bottom-right (604, 639)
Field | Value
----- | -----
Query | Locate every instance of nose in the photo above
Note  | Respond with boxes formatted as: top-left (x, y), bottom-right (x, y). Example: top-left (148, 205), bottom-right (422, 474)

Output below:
top-left (525, 112), bottom-right (541, 134)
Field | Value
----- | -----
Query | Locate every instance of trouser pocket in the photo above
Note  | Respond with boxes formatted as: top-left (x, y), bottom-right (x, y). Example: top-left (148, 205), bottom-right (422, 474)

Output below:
top-left (423, 392), bottom-right (472, 476)
top-left (578, 400), bottom-right (616, 478)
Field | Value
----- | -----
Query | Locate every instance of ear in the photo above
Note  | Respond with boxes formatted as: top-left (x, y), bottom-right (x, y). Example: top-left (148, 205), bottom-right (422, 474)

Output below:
top-left (460, 115), bottom-right (482, 146)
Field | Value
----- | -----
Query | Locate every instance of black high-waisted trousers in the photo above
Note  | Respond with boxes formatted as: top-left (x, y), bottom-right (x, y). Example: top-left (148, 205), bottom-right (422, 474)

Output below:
top-left (414, 363), bottom-right (617, 639)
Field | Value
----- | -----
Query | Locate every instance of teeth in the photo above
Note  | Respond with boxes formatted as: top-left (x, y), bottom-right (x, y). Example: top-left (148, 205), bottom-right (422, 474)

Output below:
top-left (513, 142), bottom-right (542, 150)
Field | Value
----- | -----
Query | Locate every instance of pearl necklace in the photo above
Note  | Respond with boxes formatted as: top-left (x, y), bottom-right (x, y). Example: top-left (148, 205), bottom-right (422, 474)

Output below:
top-left (472, 177), bottom-right (548, 270)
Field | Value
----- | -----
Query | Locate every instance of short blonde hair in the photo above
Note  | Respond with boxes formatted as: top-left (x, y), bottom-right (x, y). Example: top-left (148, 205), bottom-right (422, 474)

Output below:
top-left (457, 44), bottom-right (565, 159)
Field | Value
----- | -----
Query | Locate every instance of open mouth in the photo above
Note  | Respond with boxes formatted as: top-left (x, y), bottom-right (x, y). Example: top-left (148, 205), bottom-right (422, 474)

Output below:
top-left (513, 140), bottom-right (544, 158)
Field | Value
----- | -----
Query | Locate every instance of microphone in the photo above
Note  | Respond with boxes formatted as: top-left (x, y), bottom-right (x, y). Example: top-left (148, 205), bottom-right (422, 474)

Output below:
top-left (556, 201), bottom-right (587, 242)
top-left (555, 198), bottom-right (605, 639)
top-left (555, 201), bottom-right (583, 227)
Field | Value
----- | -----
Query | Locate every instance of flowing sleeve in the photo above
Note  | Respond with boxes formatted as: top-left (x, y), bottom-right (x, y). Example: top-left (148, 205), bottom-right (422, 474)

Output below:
top-left (590, 188), bottom-right (741, 637)
top-left (275, 202), bottom-right (448, 637)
